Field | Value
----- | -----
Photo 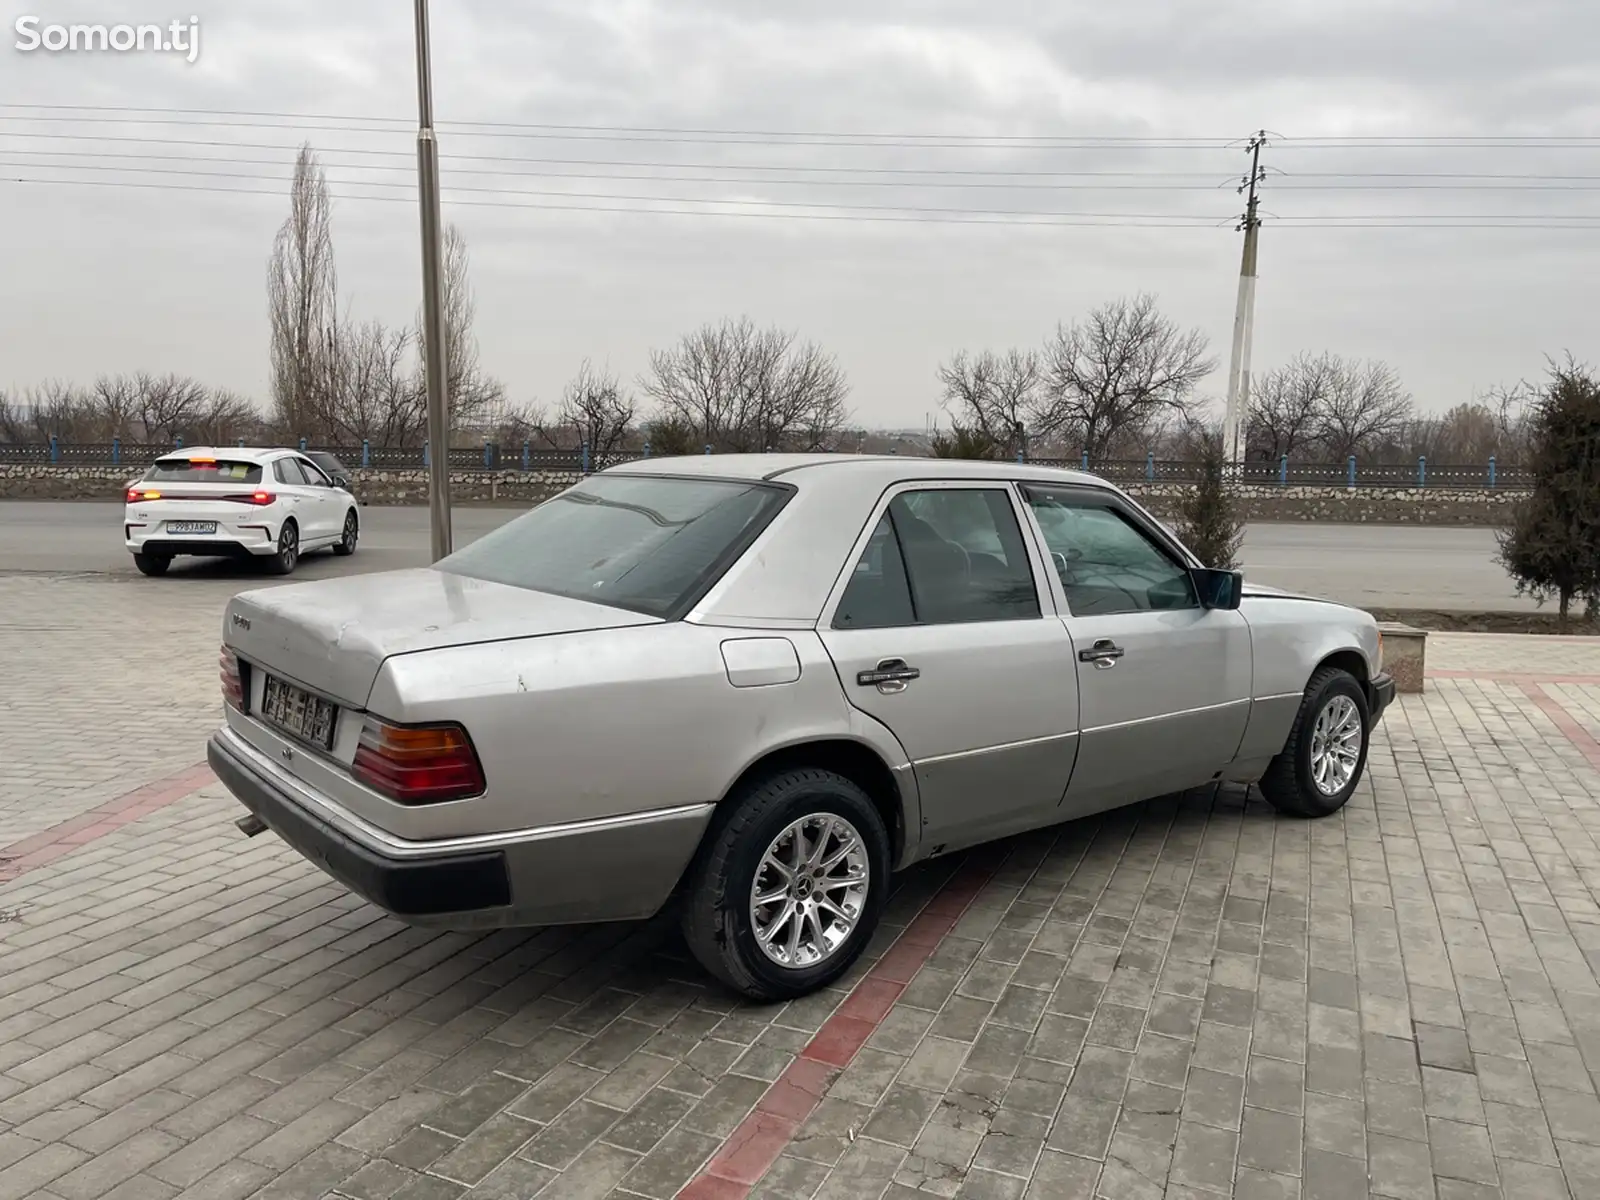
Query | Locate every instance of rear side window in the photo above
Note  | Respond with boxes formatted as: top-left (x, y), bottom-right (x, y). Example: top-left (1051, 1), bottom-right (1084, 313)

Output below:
top-left (437, 474), bottom-right (790, 618)
top-left (834, 487), bottom-right (1041, 628)
top-left (144, 458), bottom-right (262, 484)
top-left (834, 514), bottom-right (916, 629)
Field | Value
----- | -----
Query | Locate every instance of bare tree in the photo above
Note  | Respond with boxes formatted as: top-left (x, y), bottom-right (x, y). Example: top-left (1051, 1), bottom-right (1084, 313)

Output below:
top-left (1037, 294), bottom-right (1215, 460)
top-left (936, 349), bottom-right (1041, 457)
top-left (1314, 358), bottom-right (1413, 462)
top-left (1248, 352), bottom-right (1337, 460)
top-left (643, 317), bottom-right (849, 452)
top-left (15, 380), bottom-right (92, 440)
top-left (134, 373), bottom-right (212, 442)
top-left (267, 144), bottom-right (339, 438)
top-left (1, 376), bottom-right (260, 444)
top-left (549, 361), bottom-right (636, 456)
top-left (416, 224), bottom-right (507, 438)
top-left (320, 320), bottom-right (421, 447)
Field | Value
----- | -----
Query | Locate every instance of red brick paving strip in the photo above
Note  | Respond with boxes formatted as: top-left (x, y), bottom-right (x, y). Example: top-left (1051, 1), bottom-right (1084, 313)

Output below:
top-left (1521, 681), bottom-right (1600, 772)
top-left (0, 762), bottom-right (213, 883)
top-left (679, 849), bottom-right (1005, 1198)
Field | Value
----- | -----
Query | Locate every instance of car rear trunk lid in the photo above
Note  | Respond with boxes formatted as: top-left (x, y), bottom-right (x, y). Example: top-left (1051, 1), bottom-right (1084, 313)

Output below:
top-left (223, 567), bottom-right (662, 706)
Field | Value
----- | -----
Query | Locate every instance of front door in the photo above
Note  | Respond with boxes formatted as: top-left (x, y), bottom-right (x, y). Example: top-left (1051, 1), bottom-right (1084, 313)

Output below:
top-left (292, 455), bottom-right (342, 543)
top-left (1019, 486), bottom-right (1252, 816)
top-left (818, 484), bottom-right (1080, 855)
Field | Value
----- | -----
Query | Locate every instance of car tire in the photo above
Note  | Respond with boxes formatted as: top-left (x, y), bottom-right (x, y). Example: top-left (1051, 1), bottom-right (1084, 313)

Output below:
top-left (332, 510), bottom-right (358, 557)
top-left (132, 552), bottom-right (170, 577)
top-left (265, 520), bottom-right (299, 576)
top-left (1259, 666), bottom-right (1371, 818)
top-left (682, 768), bottom-right (890, 1002)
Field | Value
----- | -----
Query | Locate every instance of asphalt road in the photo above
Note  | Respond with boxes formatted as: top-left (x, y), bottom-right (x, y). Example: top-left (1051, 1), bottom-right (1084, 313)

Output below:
top-left (0, 500), bottom-right (1535, 611)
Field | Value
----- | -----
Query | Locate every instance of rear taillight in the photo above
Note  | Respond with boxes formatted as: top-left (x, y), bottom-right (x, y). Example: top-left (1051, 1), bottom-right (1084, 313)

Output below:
top-left (352, 717), bottom-right (485, 805)
top-left (222, 491), bottom-right (276, 506)
top-left (127, 487), bottom-right (160, 502)
top-left (220, 645), bottom-right (244, 711)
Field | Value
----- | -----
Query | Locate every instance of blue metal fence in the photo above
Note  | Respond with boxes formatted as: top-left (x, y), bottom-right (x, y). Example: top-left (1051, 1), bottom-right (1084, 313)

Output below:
top-left (0, 441), bottom-right (1533, 488)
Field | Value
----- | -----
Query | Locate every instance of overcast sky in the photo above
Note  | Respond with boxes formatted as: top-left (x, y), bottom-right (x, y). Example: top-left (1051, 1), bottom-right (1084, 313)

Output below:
top-left (4, 0), bottom-right (1597, 431)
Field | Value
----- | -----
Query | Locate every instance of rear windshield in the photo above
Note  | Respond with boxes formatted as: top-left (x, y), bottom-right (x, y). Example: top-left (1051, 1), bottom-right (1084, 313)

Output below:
top-left (436, 474), bottom-right (790, 618)
top-left (144, 458), bottom-right (263, 484)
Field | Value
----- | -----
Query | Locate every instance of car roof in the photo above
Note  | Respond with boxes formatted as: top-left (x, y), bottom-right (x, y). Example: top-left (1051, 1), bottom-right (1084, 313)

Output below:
top-left (600, 452), bottom-right (1136, 628)
top-left (605, 452), bottom-right (1108, 490)
top-left (150, 447), bottom-right (292, 463)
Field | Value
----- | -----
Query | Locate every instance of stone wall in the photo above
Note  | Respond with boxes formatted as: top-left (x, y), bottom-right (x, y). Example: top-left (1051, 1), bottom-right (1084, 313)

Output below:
top-left (0, 462), bottom-right (1528, 526)
top-left (1118, 481), bottom-right (1524, 526)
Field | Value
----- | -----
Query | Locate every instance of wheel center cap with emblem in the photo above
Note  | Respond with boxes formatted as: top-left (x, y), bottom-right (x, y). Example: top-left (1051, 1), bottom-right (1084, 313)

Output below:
top-left (795, 876), bottom-right (815, 900)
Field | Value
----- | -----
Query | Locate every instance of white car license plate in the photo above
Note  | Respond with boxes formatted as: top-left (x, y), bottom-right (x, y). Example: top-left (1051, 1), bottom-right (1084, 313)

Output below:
top-left (166, 520), bottom-right (217, 535)
top-left (261, 674), bottom-right (338, 750)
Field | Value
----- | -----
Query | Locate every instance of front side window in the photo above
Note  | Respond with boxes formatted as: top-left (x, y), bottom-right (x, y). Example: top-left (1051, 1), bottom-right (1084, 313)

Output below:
top-left (437, 474), bottom-right (789, 618)
top-left (1025, 489), bottom-right (1197, 616)
top-left (274, 459), bottom-right (308, 485)
top-left (834, 487), bottom-right (1040, 628)
top-left (296, 458), bottom-right (332, 486)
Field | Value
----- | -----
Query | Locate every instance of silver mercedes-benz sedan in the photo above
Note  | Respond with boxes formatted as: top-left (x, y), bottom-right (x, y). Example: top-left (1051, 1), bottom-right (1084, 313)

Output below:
top-left (208, 454), bottom-right (1395, 1000)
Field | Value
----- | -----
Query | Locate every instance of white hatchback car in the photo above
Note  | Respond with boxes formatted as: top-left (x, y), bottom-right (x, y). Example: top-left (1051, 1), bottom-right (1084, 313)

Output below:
top-left (124, 447), bottom-right (359, 576)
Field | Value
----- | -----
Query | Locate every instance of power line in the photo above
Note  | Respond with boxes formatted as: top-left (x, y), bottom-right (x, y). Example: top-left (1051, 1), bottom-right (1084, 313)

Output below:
top-left (6, 158), bottom-right (1596, 219)
top-left (5, 173), bottom-right (1598, 229)
top-left (9, 150), bottom-right (1600, 192)
top-left (0, 162), bottom-right (1231, 220)
top-left (5, 110), bottom-right (1599, 151)
top-left (4, 104), bottom-right (1599, 149)
top-left (0, 175), bottom-right (1227, 226)
top-left (6, 136), bottom-right (1600, 193)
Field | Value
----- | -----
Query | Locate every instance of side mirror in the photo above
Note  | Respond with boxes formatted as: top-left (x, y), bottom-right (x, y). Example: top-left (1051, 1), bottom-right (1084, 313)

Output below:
top-left (333, 474), bottom-right (350, 489)
top-left (1192, 567), bottom-right (1243, 610)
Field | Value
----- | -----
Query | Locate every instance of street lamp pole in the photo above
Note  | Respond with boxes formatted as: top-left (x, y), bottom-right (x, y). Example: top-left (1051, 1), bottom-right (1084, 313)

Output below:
top-left (413, 0), bottom-right (453, 560)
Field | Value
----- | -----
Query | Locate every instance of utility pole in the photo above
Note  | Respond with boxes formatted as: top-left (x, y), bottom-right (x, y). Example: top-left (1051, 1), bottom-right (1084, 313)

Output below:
top-left (1222, 131), bottom-right (1267, 467)
top-left (413, 0), bottom-right (453, 560)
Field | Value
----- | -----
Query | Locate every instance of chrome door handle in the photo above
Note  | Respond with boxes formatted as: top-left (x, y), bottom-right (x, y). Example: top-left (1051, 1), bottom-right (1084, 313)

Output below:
top-left (858, 658), bottom-right (920, 693)
top-left (1079, 639), bottom-right (1124, 670)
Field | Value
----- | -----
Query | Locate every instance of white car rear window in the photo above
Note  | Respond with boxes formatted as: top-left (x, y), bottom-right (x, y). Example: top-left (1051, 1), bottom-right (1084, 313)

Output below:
top-left (144, 458), bottom-right (263, 484)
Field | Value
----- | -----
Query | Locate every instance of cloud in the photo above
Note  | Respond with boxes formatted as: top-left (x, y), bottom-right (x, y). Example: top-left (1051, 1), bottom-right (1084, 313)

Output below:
top-left (3, 0), bottom-right (1597, 430)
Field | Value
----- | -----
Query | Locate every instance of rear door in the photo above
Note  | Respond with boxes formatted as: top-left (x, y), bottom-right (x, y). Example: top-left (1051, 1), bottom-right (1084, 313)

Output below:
top-left (818, 482), bottom-right (1080, 855)
top-left (1019, 485), bottom-right (1252, 816)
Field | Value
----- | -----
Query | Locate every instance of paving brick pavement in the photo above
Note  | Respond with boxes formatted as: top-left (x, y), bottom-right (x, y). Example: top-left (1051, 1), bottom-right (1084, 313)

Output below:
top-left (0, 576), bottom-right (233, 845)
top-left (5, 576), bottom-right (1600, 1198)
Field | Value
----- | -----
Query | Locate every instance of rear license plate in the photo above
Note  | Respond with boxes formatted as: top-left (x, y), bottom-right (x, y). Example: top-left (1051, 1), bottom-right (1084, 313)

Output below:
top-left (166, 520), bottom-right (217, 535)
top-left (261, 674), bottom-right (338, 750)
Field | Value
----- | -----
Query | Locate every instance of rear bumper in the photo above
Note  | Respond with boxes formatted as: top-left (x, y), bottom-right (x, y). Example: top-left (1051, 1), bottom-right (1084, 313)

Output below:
top-left (206, 727), bottom-right (714, 929)
top-left (129, 539), bottom-right (273, 559)
top-left (1369, 672), bottom-right (1396, 722)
